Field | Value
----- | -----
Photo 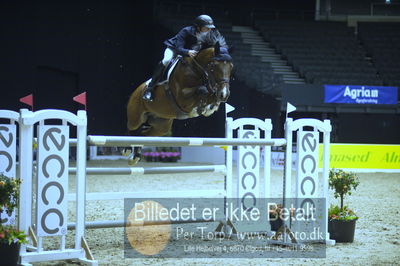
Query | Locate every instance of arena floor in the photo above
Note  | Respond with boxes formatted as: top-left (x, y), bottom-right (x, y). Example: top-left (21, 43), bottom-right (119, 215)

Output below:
top-left (36, 160), bottom-right (400, 266)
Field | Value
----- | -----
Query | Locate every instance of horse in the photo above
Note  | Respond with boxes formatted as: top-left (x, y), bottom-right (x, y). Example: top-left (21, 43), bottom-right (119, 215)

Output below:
top-left (126, 42), bottom-right (233, 164)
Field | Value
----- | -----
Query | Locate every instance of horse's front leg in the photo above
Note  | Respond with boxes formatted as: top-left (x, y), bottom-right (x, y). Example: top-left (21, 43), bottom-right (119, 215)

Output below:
top-left (194, 86), bottom-right (212, 116)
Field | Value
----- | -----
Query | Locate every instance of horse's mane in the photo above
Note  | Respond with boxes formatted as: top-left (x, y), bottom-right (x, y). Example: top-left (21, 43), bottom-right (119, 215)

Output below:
top-left (198, 29), bottom-right (228, 49)
top-left (195, 29), bottom-right (232, 62)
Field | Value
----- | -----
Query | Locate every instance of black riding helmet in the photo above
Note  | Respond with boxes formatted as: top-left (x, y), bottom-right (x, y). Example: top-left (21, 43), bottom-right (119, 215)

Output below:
top-left (194, 15), bottom-right (215, 29)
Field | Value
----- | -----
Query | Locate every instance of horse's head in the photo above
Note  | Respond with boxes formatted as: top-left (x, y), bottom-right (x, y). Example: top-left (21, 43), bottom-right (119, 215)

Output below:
top-left (196, 42), bottom-right (233, 103)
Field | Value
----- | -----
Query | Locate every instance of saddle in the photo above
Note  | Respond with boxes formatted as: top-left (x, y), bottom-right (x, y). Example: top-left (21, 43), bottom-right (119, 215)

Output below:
top-left (161, 56), bottom-right (181, 84)
top-left (144, 56), bottom-right (181, 88)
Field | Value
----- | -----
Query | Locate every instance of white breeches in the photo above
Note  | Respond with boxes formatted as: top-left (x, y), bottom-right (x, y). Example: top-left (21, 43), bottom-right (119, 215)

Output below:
top-left (161, 48), bottom-right (175, 66)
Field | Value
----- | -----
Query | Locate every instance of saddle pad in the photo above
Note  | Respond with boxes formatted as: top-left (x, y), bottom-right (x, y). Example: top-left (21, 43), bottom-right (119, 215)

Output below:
top-left (166, 56), bottom-right (181, 80)
top-left (145, 56), bottom-right (181, 87)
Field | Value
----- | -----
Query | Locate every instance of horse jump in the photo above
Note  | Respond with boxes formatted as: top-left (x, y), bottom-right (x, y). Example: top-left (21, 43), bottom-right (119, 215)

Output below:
top-left (126, 43), bottom-right (233, 164)
top-left (0, 108), bottom-right (333, 266)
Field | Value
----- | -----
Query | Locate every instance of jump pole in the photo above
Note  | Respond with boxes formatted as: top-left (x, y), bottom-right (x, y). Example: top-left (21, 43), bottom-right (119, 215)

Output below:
top-left (87, 135), bottom-right (286, 147)
top-left (67, 218), bottom-right (217, 230)
top-left (68, 165), bottom-right (227, 175)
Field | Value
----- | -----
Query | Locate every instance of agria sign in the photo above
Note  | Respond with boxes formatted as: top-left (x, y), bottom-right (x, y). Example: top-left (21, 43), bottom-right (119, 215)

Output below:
top-left (324, 85), bottom-right (397, 104)
top-left (343, 86), bottom-right (378, 103)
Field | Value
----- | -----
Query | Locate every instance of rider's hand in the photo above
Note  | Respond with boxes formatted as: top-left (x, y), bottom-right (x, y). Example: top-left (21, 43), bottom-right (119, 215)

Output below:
top-left (188, 50), bottom-right (198, 57)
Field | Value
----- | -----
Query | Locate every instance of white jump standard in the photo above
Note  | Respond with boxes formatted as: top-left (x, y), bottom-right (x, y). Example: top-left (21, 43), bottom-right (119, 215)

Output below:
top-left (17, 109), bottom-right (96, 266)
top-left (0, 107), bottom-right (334, 265)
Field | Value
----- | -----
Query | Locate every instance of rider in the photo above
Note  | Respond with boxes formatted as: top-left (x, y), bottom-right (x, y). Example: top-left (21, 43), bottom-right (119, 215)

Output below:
top-left (142, 14), bottom-right (223, 102)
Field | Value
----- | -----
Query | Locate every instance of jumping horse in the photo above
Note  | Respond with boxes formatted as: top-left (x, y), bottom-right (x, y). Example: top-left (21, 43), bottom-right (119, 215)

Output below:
top-left (126, 42), bottom-right (233, 164)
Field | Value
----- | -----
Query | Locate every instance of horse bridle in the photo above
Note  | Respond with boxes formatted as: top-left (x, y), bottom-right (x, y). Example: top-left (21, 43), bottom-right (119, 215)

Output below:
top-left (192, 58), bottom-right (230, 96)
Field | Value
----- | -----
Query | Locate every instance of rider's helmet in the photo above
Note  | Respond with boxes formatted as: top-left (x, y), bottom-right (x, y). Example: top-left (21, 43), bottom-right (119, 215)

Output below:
top-left (194, 15), bottom-right (215, 29)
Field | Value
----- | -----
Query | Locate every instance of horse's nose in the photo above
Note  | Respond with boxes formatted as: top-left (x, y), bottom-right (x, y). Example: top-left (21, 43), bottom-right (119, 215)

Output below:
top-left (219, 85), bottom-right (230, 102)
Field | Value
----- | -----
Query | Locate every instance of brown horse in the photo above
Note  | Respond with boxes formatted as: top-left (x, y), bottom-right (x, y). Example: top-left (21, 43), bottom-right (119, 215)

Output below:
top-left (126, 42), bottom-right (233, 164)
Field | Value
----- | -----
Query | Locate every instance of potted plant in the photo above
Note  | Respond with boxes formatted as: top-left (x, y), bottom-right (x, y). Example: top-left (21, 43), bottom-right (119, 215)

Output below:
top-left (0, 173), bottom-right (27, 265)
top-left (328, 169), bottom-right (360, 243)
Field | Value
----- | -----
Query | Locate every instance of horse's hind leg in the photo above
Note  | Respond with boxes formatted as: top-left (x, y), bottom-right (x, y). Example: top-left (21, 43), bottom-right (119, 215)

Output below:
top-left (126, 118), bottom-right (172, 165)
top-left (126, 146), bottom-right (142, 165)
top-left (126, 87), bottom-right (149, 164)
top-left (127, 86), bottom-right (147, 132)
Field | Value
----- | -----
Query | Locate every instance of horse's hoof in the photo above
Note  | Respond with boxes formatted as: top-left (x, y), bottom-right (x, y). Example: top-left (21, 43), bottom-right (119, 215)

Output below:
top-left (128, 154), bottom-right (140, 165)
top-left (121, 148), bottom-right (132, 157)
top-left (128, 157), bottom-right (140, 165)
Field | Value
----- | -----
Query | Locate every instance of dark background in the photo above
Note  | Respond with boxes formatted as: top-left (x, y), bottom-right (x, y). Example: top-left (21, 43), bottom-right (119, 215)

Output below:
top-left (0, 0), bottom-right (399, 142)
top-left (1, 1), bottom-right (157, 135)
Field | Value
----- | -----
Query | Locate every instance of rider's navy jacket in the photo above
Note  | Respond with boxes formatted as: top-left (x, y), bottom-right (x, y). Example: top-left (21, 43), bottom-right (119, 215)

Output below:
top-left (163, 26), bottom-right (198, 56)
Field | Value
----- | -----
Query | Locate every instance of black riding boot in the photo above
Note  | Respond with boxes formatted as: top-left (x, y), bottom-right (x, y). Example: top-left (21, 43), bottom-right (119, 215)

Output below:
top-left (143, 62), bottom-right (166, 102)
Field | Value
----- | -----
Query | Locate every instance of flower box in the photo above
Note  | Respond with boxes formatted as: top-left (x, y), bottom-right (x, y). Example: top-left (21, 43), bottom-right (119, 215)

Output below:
top-left (143, 150), bottom-right (181, 162)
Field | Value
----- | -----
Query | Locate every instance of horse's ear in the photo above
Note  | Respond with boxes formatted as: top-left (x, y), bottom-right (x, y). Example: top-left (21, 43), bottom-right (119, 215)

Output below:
top-left (228, 45), bottom-right (234, 54)
top-left (214, 41), bottom-right (221, 56)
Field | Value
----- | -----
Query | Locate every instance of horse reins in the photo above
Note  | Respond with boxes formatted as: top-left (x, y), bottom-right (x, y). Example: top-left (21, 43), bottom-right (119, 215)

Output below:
top-left (191, 57), bottom-right (229, 96)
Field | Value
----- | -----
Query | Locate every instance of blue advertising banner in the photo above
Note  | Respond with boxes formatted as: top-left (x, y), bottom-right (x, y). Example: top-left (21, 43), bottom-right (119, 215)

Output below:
top-left (324, 85), bottom-right (398, 104)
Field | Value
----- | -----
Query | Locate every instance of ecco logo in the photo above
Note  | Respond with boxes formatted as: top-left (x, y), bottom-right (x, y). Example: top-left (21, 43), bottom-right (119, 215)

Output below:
top-left (37, 126), bottom-right (68, 236)
top-left (0, 125), bottom-right (16, 225)
top-left (298, 131), bottom-right (318, 219)
top-left (0, 126), bottom-right (14, 173)
top-left (239, 130), bottom-right (259, 212)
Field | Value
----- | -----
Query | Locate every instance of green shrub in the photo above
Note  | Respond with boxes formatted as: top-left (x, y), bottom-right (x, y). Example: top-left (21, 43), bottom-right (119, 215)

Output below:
top-left (328, 169), bottom-right (360, 221)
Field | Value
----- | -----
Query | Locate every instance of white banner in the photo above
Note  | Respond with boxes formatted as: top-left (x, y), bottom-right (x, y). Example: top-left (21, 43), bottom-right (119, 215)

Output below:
top-left (237, 129), bottom-right (260, 206)
top-left (294, 130), bottom-right (320, 234)
top-left (0, 124), bottom-right (17, 225)
top-left (296, 131), bottom-right (319, 199)
top-left (36, 125), bottom-right (69, 236)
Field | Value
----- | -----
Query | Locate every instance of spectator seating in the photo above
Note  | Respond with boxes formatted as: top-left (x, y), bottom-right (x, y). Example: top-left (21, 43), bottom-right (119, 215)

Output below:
top-left (255, 20), bottom-right (382, 86)
top-left (358, 22), bottom-right (400, 89)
